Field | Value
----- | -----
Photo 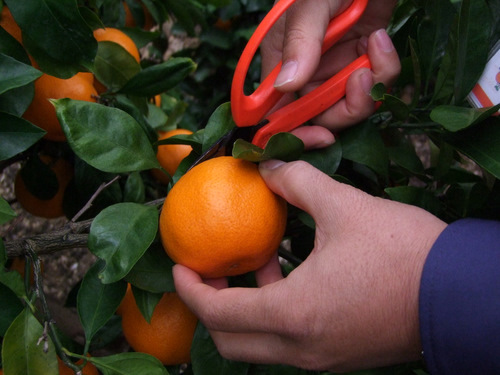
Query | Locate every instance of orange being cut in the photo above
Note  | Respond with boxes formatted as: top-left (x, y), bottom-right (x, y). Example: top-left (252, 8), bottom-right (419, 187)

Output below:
top-left (159, 156), bottom-right (287, 278)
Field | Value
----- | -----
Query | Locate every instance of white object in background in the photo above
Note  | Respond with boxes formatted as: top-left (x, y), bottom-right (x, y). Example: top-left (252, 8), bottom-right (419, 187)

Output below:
top-left (467, 40), bottom-right (500, 112)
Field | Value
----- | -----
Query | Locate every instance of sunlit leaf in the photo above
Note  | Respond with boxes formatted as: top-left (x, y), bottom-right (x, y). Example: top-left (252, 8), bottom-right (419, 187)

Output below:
top-left (88, 203), bottom-right (159, 283)
top-left (1, 308), bottom-right (58, 374)
top-left (232, 132), bottom-right (304, 162)
top-left (54, 98), bottom-right (160, 173)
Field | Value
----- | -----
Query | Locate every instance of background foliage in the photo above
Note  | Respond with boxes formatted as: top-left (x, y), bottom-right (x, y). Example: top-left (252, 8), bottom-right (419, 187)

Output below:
top-left (1, 0), bottom-right (499, 374)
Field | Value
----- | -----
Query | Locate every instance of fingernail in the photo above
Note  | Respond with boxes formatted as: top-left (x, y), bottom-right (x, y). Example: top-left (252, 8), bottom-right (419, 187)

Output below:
top-left (259, 159), bottom-right (286, 170)
top-left (274, 60), bottom-right (298, 87)
top-left (375, 29), bottom-right (394, 53)
top-left (360, 70), bottom-right (373, 95)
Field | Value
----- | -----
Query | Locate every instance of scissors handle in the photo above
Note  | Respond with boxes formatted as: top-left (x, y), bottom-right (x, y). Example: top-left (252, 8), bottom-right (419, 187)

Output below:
top-left (231, 0), bottom-right (370, 129)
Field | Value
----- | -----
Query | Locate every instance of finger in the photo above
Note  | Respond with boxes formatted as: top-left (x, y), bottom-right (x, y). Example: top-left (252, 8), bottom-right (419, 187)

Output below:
top-left (254, 253), bottom-right (283, 286)
top-left (173, 264), bottom-right (284, 334)
top-left (290, 126), bottom-right (336, 149)
top-left (273, 1), bottom-right (341, 91)
top-left (310, 29), bottom-right (400, 129)
top-left (258, 160), bottom-right (357, 226)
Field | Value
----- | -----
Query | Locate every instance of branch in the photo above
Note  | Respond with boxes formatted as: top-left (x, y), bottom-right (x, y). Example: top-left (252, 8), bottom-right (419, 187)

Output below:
top-left (5, 219), bottom-right (91, 257)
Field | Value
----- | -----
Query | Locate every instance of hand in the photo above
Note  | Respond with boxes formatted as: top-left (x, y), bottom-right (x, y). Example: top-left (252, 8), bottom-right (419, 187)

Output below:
top-left (260, 0), bottom-right (401, 145)
top-left (174, 160), bottom-right (447, 372)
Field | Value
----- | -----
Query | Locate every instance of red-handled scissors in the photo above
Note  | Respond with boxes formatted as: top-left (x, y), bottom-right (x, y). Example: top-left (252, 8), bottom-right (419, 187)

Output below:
top-left (190, 0), bottom-right (371, 168)
top-left (232, 0), bottom-right (371, 149)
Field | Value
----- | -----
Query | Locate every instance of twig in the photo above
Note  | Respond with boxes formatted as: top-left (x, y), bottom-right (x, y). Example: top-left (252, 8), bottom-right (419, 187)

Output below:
top-left (26, 244), bottom-right (82, 374)
top-left (71, 175), bottom-right (121, 223)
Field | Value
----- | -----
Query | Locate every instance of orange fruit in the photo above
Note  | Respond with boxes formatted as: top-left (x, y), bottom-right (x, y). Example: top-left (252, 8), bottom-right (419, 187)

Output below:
top-left (0, 6), bottom-right (22, 44)
top-left (57, 356), bottom-right (99, 375)
top-left (123, 1), bottom-right (154, 30)
top-left (151, 94), bottom-right (162, 108)
top-left (160, 156), bottom-right (287, 278)
top-left (22, 72), bottom-right (98, 142)
top-left (93, 27), bottom-right (140, 63)
top-left (14, 155), bottom-right (73, 218)
top-left (120, 288), bottom-right (198, 365)
top-left (151, 128), bottom-right (193, 184)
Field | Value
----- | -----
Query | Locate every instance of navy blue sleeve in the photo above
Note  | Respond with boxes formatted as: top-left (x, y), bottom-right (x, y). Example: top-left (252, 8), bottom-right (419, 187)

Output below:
top-left (419, 218), bottom-right (500, 375)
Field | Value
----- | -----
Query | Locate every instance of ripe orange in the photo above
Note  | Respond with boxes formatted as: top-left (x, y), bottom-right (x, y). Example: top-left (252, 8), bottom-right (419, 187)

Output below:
top-left (22, 72), bottom-right (97, 142)
top-left (57, 356), bottom-right (99, 375)
top-left (151, 128), bottom-right (193, 184)
top-left (160, 156), bottom-right (287, 278)
top-left (120, 287), bottom-right (198, 365)
top-left (123, 1), bottom-right (154, 30)
top-left (93, 27), bottom-right (140, 63)
top-left (14, 155), bottom-right (73, 218)
top-left (0, 6), bottom-right (22, 44)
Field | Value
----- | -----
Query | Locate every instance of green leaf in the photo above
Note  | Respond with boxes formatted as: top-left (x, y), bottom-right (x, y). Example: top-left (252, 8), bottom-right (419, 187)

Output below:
top-left (454, 0), bottom-right (492, 103)
top-left (119, 57), bottom-right (197, 97)
top-left (131, 286), bottom-right (162, 324)
top-left (300, 140), bottom-right (342, 176)
top-left (430, 104), bottom-right (500, 132)
top-left (123, 172), bottom-right (146, 203)
top-left (0, 112), bottom-right (46, 160)
top-left (54, 98), bottom-right (160, 173)
top-left (0, 83), bottom-right (35, 116)
top-left (125, 241), bottom-right (175, 293)
top-left (88, 203), bottom-right (159, 283)
top-left (0, 27), bottom-right (31, 65)
top-left (0, 53), bottom-right (41, 95)
top-left (89, 352), bottom-right (169, 375)
top-left (202, 102), bottom-right (236, 152)
top-left (0, 196), bottom-right (17, 225)
top-left (1, 308), bottom-right (58, 374)
top-left (232, 132), bottom-right (304, 162)
top-left (444, 117), bottom-right (500, 179)
top-left (191, 323), bottom-right (250, 375)
top-left (0, 282), bottom-right (23, 337)
top-left (340, 121), bottom-right (389, 177)
top-left (77, 260), bottom-right (127, 349)
top-left (93, 41), bottom-right (141, 93)
top-left (370, 83), bottom-right (409, 120)
top-left (418, 1), bottom-right (455, 96)
top-left (5, 0), bottom-right (97, 78)
top-left (0, 242), bottom-right (26, 299)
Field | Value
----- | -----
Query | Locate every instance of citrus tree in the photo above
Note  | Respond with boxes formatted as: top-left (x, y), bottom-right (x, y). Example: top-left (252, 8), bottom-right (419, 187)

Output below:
top-left (1, 0), bottom-right (499, 374)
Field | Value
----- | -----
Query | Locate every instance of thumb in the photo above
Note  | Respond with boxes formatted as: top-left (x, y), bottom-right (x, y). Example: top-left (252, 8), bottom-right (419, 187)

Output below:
top-left (259, 159), bottom-right (353, 225)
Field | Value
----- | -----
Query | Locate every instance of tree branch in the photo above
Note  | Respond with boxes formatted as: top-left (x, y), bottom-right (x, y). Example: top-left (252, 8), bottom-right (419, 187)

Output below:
top-left (5, 219), bottom-right (91, 257)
